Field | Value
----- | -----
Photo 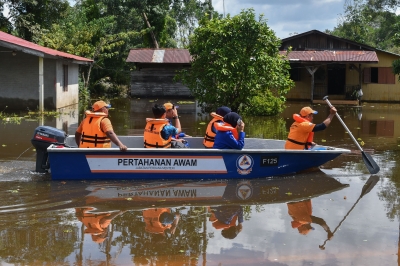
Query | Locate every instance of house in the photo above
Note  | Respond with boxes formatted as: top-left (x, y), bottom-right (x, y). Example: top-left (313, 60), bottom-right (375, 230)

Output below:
top-left (0, 31), bottom-right (92, 112)
top-left (126, 48), bottom-right (192, 97)
top-left (280, 30), bottom-right (400, 104)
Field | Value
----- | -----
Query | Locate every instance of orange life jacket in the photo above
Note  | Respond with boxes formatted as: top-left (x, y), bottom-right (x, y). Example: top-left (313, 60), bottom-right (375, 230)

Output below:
top-left (79, 111), bottom-right (111, 148)
top-left (75, 208), bottom-right (112, 234)
top-left (144, 118), bottom-right (172, 148)
top-left (210, 213), bottom-right (238, 229)
top-left (214, 122), bottom-right (239, 140)
top-left (203, 112), bottom-right (224, 148)
top-left (142, 208), bottom-right (172, 234)
top-left (285, 114), bottom-right (314, 150)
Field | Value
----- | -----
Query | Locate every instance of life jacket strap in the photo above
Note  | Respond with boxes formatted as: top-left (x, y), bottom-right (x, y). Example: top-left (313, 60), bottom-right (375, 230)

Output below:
top-left (144, 140), bottom-right (171, 148)
top-left (287, 138), bottom-right (307, 148)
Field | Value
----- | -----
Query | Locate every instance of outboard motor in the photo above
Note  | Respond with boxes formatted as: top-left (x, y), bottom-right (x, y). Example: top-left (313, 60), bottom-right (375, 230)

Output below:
top-left (31, 126), bottom-right (67, 173)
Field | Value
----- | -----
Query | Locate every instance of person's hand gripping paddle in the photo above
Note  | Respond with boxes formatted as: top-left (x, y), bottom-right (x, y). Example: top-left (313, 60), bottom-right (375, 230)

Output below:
top-left (323, 96), bottom-right (380, 174)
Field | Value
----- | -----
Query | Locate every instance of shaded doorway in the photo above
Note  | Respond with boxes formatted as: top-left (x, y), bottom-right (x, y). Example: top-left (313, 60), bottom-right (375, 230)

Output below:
top-left (327, 64), bottom-right (346, 95)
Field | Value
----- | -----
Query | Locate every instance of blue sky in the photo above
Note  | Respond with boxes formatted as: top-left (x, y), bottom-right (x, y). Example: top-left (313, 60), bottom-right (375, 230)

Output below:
top-left (212, 0), bottom-right (346, 39)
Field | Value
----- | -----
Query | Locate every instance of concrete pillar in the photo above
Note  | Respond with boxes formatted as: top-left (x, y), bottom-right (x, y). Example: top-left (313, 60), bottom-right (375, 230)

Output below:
top-left (39, 57), bottom-right (44, 113)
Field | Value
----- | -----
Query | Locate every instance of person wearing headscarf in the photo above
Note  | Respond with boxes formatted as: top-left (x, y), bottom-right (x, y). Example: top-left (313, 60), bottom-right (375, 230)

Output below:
top-left (203, 106), bottom-right (231, 148)
top-left (213, 112), bottom-right (245, 150)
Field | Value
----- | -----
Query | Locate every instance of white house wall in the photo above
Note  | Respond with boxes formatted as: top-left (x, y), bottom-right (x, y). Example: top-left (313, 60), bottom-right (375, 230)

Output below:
top-left (55, 61), bottom-right (79, 109)
top-left (0, 47), bottom-right (80, 111)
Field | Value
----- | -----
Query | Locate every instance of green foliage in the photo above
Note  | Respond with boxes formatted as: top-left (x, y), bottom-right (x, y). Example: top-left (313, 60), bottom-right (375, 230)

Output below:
top-left (329, 0), bottom-right (400, 52)
top-left (392, 59), bottom-right (400, 80)
top-left (2, 0), bottom-right (70, 41)
top-left (242, 90), bottom-right (285, 116)
top-left (244, 115), bottom-right (288, 140)
top-left (170, 0), bottom-right (220, 47)
top-left (176, 9), bottom-right (293, 115)
top-left (38, 2), bottom-right (148, 93)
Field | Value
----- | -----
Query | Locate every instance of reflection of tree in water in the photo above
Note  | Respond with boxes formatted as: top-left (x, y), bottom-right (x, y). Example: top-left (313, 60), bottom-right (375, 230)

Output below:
top-left (112, 207), bottom-right (205, 265)
top-left (244, 116), bottom-right (287, 140)
top-left (376, 151), bottom-right (400, 220)
top-left (375, 151), bottom-right (400, 265)
top-left (0, 211), bottom-right (78, 265)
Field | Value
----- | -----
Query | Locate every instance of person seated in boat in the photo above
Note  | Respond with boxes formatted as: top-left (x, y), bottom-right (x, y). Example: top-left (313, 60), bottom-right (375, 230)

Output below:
top-left (203, 106), bottom-right (231, 148)
top-left (285, 106), bottom-right (337, 150)
top-left (75, 100), bottom-right (127, 151)
top-left (213, 112), bottom-right (245, 150)
top-left (142, 208), bottom-right (180, 236)
top-left (287, 199), bottom-right (333, 240)
top-left (144, 104), bottom-right (183, 148)
top-left (75, 207), bottom-right (126, 243)
top-left (164, 102), bottom-right (191, 138)
top-left (208, 205), bottom-right (243, 239)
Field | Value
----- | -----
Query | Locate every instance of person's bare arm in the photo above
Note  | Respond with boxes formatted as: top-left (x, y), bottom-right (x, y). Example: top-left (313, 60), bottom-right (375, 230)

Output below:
top-left (322, 107), bottom-right (337, 127)
top-left (172, 109), bottom-right (182, 134)
top-left (106, 130), bottom-right (127, 151)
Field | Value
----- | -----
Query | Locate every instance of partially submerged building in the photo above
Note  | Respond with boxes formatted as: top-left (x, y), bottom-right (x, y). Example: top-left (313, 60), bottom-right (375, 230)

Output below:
top-left (0, 31), bottom-right (92, 111)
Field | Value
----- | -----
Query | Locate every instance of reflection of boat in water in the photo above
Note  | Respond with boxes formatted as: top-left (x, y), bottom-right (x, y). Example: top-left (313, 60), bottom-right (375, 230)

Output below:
top-left (50, 171), bottom-right (349, 211)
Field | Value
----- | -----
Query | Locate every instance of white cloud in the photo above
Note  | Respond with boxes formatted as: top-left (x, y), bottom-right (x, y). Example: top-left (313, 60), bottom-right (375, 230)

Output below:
top-left (212, 0), bottom-right (345, 38)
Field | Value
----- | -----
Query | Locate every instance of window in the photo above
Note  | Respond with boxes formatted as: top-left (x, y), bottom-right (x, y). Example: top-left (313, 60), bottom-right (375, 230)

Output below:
top-left (363, 67), bottom-right (395, 84)
top-left (63, 65), bottom-right (68, 91)
top-left (289, 63), bottom-right (301, 81)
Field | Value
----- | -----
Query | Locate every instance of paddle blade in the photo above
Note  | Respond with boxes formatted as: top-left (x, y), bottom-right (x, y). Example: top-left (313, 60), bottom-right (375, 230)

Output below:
top-left (362, 151), bottom-right (380, 174)
top-left (360, 175), bottom-right (379, 198)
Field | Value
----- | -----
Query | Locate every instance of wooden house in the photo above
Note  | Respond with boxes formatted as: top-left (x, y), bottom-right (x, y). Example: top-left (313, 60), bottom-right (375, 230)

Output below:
top-left (126, 48), bottom-right (192, 98)
top-left (280, 30), bottom-right (400, 104)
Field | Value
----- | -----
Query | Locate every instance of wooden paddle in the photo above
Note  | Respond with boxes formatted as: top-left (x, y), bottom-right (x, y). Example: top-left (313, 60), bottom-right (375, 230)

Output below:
top-left (323, 96), bottom-right (380, 174)
top-left (319, 175), bottom-right (380, 250)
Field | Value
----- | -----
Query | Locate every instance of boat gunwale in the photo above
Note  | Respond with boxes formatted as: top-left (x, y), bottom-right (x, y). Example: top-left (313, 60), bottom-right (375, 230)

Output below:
top-left (47, 145), bottom-right (351, 154)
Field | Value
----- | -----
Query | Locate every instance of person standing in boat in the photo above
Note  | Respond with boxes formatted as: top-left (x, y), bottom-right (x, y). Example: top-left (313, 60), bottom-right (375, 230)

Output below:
top-left (287, 199), bottom-right (334, 239)
top-left (75, 100), bottom-right (127, 151)
top-left (203, 106), bottom-right (231, 148)
top-left (213, 112), bottom-right (245, 150)
top-left (144, 104), bottom-right (182, 148)
top-left (142, 208), bottom-right (180, 236)
top-left (285, 106), bottom-right (337, 150)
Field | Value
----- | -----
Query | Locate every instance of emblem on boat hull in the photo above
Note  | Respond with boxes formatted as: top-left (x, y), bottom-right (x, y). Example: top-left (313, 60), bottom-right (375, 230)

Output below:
top-left (236, 181), bottom-right (253, 200)
top-left (236, 154), bottom-right (253, 175)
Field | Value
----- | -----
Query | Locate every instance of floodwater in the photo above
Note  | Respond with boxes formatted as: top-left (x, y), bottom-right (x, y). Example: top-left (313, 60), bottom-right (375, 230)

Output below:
top-left (0, 98), bottom-right (399, 265)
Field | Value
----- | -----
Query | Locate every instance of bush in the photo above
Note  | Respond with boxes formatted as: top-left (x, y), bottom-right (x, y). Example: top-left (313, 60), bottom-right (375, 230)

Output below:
top-left (241, 91), bottom-right (285, 116)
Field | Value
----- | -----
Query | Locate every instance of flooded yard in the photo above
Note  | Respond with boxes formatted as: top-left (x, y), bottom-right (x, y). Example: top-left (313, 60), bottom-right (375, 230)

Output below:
top-left (0, 99), bottom-right (399, 265)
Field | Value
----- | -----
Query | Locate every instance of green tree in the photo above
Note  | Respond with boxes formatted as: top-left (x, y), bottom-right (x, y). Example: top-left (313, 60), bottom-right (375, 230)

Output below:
top-left (2, 0), bottom-right (70, 41)
top-left (170, 0), bottom-right (220, 48)
top-left (38, 2), bottom-right (148, 92)
top-left (329, 0), bottom-right (400, 52)
top-left (176, 9), bottom-right (293, 115)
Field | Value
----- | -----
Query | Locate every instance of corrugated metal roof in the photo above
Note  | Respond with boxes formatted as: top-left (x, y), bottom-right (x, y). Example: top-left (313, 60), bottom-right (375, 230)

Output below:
top-left (0, 31), bottom-right (92, 63)
top-left (280, 50), bottom-right (378, 63)
top-left (126, 48), bottom-right (191, 63)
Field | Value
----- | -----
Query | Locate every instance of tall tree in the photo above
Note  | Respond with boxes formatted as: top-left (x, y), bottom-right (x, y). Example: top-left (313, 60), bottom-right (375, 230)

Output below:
top-left (329, 0), bottom-right (400, 52)
top-left (38, 1), bottom-right (148, 91)
top-left (2, 0), bottom-right (70, 41)
top-left (170, 0), bottom-right (220, 48)
top-left (176, 9), bottom-right (293, 115)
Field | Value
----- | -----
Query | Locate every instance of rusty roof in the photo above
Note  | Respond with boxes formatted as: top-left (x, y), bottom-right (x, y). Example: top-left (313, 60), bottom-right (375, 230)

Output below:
top-left (280, 50), bottom-right (378, 63)
top-left (0, 31), bottom-right (92, 63)
top-left (126, 48), bottom-right (191, 63)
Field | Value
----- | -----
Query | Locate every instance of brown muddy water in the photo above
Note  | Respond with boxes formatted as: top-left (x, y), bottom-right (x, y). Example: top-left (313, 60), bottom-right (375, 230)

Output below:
top-left (0, 98), bottom-right (399, 265)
